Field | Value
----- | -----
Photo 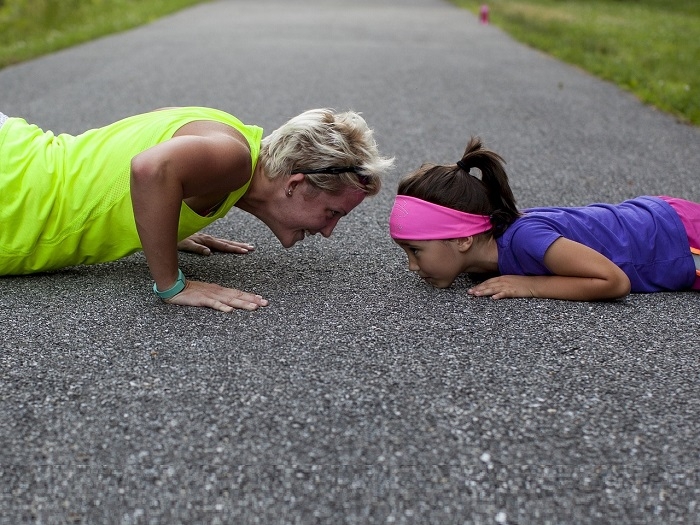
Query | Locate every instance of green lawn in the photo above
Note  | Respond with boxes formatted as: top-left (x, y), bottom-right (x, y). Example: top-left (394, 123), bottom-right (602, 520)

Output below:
top-left (0, 0), bottom-right (209, 69)
top-left (451, 0), bottom-right (700, 126)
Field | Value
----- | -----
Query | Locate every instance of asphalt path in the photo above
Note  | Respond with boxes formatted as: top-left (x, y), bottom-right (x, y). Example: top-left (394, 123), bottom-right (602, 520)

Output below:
top-left (2, 0), bottom-right (699, 523)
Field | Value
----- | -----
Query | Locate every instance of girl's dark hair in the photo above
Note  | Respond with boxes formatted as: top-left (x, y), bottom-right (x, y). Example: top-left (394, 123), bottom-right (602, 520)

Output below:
top-left (397, 137), bottom-right (520, 236)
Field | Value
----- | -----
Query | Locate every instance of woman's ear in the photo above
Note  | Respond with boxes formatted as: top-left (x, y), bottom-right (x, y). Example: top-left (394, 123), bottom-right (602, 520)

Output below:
top-left (455, 236), bottom-right (474, 252)
top-left (285, 172), bottom-right (305, 195)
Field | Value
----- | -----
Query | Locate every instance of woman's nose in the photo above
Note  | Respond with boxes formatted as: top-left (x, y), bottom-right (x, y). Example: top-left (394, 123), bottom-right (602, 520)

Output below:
top-left (320, 217), bottom-right (340, 237)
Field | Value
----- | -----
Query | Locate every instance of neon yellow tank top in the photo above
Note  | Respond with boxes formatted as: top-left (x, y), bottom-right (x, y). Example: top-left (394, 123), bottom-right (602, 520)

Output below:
top-left (0, 107), bottom-right (262, 275)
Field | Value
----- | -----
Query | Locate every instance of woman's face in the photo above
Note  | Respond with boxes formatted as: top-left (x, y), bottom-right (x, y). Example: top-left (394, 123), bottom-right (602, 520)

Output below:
top-left (272, 183), bottom-right (367, 248)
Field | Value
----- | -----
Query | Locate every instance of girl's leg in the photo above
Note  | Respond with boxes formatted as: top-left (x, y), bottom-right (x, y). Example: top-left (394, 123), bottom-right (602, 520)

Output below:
top-left (659, 196), bottom-right (700, 290)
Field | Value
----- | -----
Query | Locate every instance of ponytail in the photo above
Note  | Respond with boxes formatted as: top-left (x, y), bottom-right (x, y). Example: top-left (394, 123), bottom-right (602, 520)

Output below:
top-left (397, 137), bottom-right (520, 237)
top-left (456, 137), bottom-right (520, 235)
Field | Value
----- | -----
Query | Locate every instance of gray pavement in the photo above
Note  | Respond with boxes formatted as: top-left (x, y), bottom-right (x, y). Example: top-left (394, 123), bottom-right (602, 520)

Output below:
top-left (2, 0), bottom-right (700, 523)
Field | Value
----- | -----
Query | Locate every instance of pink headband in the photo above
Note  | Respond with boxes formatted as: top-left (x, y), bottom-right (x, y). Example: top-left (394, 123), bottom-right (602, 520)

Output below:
top-left (389, 195), bottom-right (492, 240)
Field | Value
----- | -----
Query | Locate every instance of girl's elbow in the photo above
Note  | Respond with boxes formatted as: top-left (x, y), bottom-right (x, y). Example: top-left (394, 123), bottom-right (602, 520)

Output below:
top-left (616, 282), bottom-right (631, 299)
top-left (610, 273), bottom-right (631, 299)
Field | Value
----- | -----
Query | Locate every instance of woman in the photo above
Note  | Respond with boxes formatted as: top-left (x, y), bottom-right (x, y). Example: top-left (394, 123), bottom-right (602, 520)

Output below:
top-left (0, 107), bottom-right (393, 312)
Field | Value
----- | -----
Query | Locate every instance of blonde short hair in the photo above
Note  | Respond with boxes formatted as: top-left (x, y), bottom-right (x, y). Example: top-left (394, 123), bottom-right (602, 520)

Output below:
top-left (259, 109), bottom-right (393, 196)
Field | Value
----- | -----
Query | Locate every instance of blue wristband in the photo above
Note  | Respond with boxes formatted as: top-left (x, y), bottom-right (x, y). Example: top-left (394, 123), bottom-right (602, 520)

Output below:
top-left (153, 269), bottom-right (186, 299)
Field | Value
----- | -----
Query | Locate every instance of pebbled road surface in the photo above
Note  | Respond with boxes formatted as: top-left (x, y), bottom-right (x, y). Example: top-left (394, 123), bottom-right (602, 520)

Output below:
top-left (1, 0), bottom-right (699, 523)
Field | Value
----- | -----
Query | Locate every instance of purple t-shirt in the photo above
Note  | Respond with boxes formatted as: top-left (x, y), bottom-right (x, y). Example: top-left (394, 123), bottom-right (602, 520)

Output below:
top-left (496, 196), bottom-right (695, 292)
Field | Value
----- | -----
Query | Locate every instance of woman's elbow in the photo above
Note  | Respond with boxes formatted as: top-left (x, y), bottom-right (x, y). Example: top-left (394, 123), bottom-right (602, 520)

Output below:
top-left (130, 153), bottom-right (152, 185)
top-left (130, 153), bottom-right (167, 190)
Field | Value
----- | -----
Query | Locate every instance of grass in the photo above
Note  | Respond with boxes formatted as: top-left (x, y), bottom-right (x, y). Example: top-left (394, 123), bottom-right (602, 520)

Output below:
top-left (451, 0), bottom-right (700, 126)
top-left (0, 0), bottom-right (209, 70)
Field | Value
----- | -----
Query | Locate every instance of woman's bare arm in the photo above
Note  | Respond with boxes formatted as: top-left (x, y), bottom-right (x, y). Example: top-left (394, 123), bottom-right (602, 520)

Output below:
top-left (130, 126), bottom-right (267, 311)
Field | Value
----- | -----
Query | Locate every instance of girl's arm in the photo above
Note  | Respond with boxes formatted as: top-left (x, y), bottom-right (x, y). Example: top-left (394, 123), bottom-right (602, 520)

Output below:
top-left (468, 237), bottom-right (631, 301)
top-left (130, 127), bottom-right (268, 312)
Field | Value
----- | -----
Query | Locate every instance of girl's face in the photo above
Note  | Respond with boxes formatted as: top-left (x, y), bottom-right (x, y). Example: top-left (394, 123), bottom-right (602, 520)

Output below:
top-left (395, 239), bottom-right (465, 288)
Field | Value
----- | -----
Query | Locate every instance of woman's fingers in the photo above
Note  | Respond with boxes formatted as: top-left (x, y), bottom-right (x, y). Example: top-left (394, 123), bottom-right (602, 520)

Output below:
top-left (177, 234), bottom-right (255, 255)
top-left (208, 238), bottom-right (256, 253)
top-left (176, 237), bottom-right (212, 255)
top-left (165, 280), bottom-right (269, 312)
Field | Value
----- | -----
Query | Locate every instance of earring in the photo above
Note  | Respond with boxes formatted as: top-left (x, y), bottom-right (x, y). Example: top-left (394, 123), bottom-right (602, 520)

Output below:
top-left (287, 189), bottom-right (293, 196)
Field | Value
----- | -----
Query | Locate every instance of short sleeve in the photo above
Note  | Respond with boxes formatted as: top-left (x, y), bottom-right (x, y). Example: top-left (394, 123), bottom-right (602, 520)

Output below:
top-left (497, 217), bottom-right (562, 276)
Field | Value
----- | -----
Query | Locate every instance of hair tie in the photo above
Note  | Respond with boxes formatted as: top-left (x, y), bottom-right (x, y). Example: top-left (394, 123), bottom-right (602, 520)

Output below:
top-left (456, 160), bottom-right (470, 173)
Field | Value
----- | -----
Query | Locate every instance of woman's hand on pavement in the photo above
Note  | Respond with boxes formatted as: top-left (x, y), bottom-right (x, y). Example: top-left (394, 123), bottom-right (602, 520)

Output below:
top-left (165, 280), bottom-right (268, 312)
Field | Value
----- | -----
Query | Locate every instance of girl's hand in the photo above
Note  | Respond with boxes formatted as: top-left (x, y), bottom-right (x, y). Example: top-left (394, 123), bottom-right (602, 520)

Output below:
top-left (164, 280), bottom-right (269, 312)
top-left (468, 276), bottom-right (536, 300)
top-left (177, 233), bottom-right (255, 256)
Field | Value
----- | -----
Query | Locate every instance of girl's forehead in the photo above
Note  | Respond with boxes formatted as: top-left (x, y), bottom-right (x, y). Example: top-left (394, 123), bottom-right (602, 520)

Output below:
top-left (397, 239), bottom-right (439, 248)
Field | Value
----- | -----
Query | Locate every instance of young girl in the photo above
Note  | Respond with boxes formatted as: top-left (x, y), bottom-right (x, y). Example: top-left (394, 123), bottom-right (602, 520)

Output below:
top-left (389, 137), bottom-right (700, 301)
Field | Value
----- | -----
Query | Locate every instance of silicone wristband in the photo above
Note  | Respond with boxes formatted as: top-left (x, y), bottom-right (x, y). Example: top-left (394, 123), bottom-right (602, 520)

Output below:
top-left (153, 269), bottom-right (186, 299)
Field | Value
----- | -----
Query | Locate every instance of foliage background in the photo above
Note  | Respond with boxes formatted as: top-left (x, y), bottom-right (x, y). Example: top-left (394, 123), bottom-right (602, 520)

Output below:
top-left (0, 0), bottom-right (207, 69)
